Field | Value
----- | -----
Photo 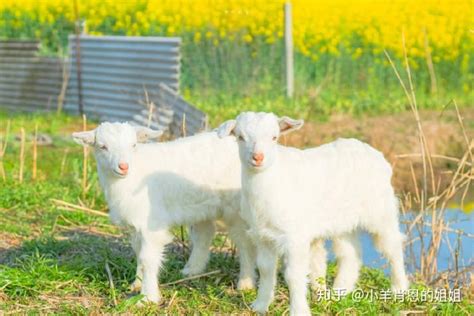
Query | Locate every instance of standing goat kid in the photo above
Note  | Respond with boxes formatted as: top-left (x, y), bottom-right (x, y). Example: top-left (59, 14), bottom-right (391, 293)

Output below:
top-left (217, 112), bottom-right (409, 315)
top-left (73, 122), bottom-right (257, 304)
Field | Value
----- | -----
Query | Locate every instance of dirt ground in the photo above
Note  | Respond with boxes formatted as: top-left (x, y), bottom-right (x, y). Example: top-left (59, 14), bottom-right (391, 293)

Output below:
top-left (284, 108), bottom-right (474, 196)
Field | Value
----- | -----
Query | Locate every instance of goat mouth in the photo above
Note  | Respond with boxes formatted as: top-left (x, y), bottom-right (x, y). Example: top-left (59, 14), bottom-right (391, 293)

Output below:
top-left (113, 170), bottom-right (128, 178)
top-left (250, 160), bottom-right (264, 168)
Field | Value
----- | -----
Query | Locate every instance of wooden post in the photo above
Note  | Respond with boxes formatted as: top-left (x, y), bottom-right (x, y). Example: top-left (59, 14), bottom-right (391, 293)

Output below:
top-left (82, 114), bottom-right (88, 199)
top-left (57, 59), bottom-right (70, 115)
top-left (73, 0), bottom-right (84, 115)
top-left (0, 120), bottom-right (10, 181)
top-left (19, 128), bottom-right (25, 183)
top-left (180, 114), bottom-right (187, 251)
top-left (32, 123), bottom-right (38, 180)
top-left (284, 2), bottom-right (294, 98)
top-left (423, 28), bottom-right (437, 95)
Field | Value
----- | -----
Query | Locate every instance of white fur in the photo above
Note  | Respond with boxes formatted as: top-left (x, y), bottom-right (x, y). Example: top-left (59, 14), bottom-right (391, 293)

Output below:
top-left (218, 112), bottom-right (409, 315)
top-left (73, 122), bottom-right (258, 304)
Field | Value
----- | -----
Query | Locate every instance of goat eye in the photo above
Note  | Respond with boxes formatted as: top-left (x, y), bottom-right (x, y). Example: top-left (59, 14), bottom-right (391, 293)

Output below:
top-left (238, 135), bottom-right (244, 141)
top-left (272, 136), bottom-right (277, 141)
top-left (99, 144), bottom-right (108, 151)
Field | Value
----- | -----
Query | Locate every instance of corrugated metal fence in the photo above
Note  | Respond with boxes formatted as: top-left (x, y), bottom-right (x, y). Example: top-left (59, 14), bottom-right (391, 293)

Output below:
top-left (0, 40), bottom-right (63, 113)
top-left (66, 35), bottom-right (180, 121)
top-left (0, 36), bottom-right (208, 136)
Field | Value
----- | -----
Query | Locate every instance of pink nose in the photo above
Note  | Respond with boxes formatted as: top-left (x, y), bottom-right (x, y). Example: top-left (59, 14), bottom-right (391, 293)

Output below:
top-left (252, 152), bottom-right (264, 164)
top-left (118, 162), bottom-right (129, 173)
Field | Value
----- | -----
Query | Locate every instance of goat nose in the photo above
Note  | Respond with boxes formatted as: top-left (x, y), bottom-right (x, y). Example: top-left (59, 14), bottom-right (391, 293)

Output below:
top-left (118, 162), bottom-right (129, 172)
top-left (252, 152), bottom-right (264, 162)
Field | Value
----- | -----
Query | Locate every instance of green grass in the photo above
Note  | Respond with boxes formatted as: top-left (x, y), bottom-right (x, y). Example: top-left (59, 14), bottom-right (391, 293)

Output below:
top-left (0, 112), bottom-right (473, 314)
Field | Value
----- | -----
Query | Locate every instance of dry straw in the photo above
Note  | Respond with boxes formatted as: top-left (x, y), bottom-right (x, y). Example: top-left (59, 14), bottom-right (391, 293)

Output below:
top-left (104, 260), bottom-right (117, 306)
top-left (144, 88), bottom-right (156, 128)
top-left (386, 32), bottom-right (473, 286)
top-left (51, 198), bottom-right (107, 217)
top-left (60, 148), bottom-right (70, 177)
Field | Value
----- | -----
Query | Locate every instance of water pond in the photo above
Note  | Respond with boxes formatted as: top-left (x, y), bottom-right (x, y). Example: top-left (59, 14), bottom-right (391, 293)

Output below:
top-left (326, 209), bottom-right (473, 273)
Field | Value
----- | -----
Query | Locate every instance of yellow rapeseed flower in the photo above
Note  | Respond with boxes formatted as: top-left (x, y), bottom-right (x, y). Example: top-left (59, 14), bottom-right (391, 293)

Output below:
top-left (0, 0), bottom-right (471, 62)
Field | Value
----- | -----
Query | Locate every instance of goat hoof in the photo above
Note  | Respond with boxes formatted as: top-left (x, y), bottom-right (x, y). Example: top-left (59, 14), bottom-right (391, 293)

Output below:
top-left (310, 281), bottom-right (326, 292)
top-left (181, 265), bottom-right (205, 276)
top-left (237, 277), bottom-right (256, 290)
top-left (130, 279), bottom-right (142, 292)
top-left (251, 300), bottom-right (269, 314)
top-left (136, 293), bottom-right (161, 307)
top-left (290, 305), bottom-right (311, 316)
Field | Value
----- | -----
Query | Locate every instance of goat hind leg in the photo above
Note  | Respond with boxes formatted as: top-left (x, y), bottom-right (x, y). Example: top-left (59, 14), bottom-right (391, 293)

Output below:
top-left (182, 220), bottom-right (215, 276)
top-left (309, 238), bottom-right (327, 291)
top-left (332, 232), bottom-right (362, 293)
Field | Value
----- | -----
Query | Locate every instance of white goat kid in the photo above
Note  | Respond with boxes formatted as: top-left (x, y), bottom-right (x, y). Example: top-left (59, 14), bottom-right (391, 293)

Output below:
top-left (73, 122), bottom-right (257, 304)
top-left (217, 112), bottom-right (409, 316)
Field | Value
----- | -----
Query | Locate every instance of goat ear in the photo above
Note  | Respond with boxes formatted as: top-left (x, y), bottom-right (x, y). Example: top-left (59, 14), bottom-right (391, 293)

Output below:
top-left (216, 120), bottom-right (236, 138)
top-left (72, 130), bottom-right (95, 146)
top-left (278, 116), bottom-right (304, 135)
top-left (134, 126), bottom-right (163, 143)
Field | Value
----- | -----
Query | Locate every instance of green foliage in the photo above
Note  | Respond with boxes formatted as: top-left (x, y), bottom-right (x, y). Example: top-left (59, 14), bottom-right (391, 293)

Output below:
top-left (180, 37), bottom-right (473, 121)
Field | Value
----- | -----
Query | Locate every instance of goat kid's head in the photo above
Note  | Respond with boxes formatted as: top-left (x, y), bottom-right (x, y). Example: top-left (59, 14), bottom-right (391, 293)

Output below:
top-left (72, 122), bottom-right (162, 178)
top-left (217, 112), bottom-right (303, 172)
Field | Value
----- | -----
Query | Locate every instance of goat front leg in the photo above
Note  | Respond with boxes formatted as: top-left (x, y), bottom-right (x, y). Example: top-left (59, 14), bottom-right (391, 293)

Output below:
top-left (138, 229), bottom-right (171, 303)
top-left (130, 231), bottom-right (143, 292)
top-left (251, 240), bottom-right (278, 314)
top-left (309, 238), bottom-right (327, 291)
top-left (285, 239), bottom-right (311, 316)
